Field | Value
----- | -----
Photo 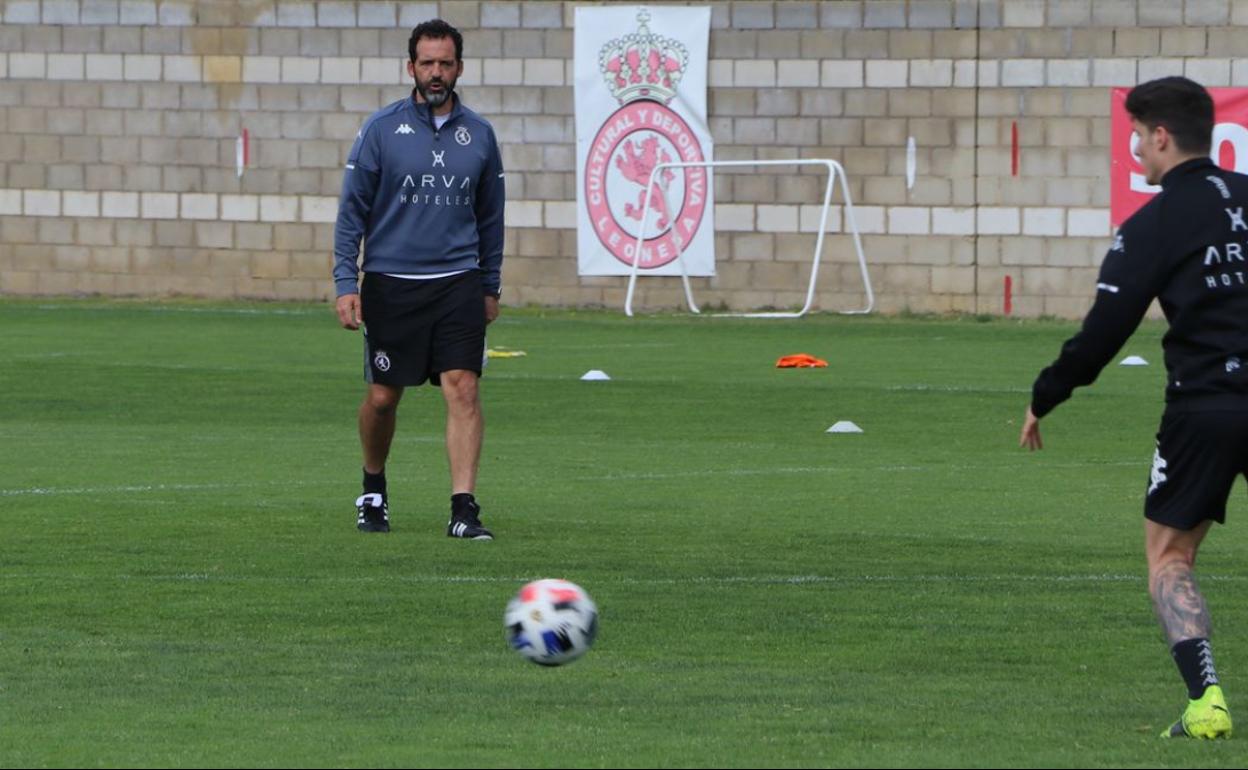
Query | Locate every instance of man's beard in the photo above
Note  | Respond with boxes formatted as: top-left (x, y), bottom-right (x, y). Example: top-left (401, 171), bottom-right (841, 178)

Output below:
top-left (416, 76), bottom-right (455, 107)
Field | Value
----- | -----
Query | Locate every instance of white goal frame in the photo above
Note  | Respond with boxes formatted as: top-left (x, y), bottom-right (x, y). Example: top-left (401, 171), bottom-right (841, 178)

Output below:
top-left (624, 158), bottom-right (874, 318)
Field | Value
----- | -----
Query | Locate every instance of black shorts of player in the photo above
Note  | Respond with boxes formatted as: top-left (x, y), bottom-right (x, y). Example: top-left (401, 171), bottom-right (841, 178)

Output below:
top-left (1145, 409), bottom-right (1248, 530)
top-left (360, 271), bottom-right (485, 387)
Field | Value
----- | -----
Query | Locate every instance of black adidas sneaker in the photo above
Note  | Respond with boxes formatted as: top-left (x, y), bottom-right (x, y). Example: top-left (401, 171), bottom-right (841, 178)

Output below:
top-left (447, 497), bottom-right (493, 540)
top-left (356, 492), bottom-right (390, 533)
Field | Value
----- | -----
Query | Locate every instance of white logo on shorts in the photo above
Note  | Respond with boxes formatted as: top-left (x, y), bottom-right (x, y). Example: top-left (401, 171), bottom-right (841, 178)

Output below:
top-left (1148, 447), bottom-right (1169, 495)
top-left (373, 350), bottom-right (391, 372)
top-left (455, 126), bottom-right (472, 146)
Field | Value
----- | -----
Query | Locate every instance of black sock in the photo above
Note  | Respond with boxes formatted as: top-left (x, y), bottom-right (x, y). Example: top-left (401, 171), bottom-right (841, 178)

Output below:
top-left (1171, 638), bottom-right (1219, 700)
top-left (363, 468), bottom-right (387, 496)
top-left (451, 492), bottom-right (475, 510)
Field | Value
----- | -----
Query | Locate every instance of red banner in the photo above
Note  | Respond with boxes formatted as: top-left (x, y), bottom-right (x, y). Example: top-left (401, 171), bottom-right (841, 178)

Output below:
top-left (1112, 88), bottom-right (1248, 226)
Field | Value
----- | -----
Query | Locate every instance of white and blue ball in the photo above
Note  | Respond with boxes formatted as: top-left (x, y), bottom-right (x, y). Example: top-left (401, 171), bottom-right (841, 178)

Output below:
top-left (505, 579), bottom-right (598, 666)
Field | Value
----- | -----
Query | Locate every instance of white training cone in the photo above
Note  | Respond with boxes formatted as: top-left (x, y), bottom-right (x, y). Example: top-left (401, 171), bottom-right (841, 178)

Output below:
top-left (1120, 355), bottom-right (1149, 366)
top-left (581, 370), bottom-right (611, 381)
top-left (826, 421), bottom-right (863, 434)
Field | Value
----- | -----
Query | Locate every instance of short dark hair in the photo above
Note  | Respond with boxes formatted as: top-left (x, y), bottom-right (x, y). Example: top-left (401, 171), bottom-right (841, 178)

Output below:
top-left (1125, 76), bottom-right (1214, 156)
top-left (408, 19), bottom-right (463, 63)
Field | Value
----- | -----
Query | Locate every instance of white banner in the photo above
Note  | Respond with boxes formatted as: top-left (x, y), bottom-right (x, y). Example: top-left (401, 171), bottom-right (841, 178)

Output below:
top-left (575, 5), bottom-right (715, 277)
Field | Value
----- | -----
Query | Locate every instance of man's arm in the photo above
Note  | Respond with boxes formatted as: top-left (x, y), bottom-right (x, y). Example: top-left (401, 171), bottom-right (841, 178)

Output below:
top-left (1023, 215), bottom-right (1163, 444)
top-left (1030, 237), bottom-right (1159, 418)
top-left (333, 123), bottom-right (382, 329)
top-left (474, 126), bottom-right (506, 312)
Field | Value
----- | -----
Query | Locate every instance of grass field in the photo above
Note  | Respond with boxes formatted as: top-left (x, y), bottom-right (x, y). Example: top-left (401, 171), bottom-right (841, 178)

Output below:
top-left (1, 298), bottom-right (1246, 767)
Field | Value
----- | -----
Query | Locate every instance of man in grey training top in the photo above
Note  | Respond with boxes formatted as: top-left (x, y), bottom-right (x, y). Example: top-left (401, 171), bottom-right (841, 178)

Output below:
top-left (332, 19), bottom-right (504, 539)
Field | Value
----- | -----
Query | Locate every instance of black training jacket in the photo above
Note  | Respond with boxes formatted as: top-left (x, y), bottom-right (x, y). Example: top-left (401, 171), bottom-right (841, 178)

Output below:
top-left (1032, 157), bottom-right (1248, 418)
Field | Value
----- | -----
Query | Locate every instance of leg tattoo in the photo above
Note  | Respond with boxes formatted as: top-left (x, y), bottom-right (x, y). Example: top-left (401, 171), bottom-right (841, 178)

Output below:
top-left (1151, 560), bottom-right (1212, 647)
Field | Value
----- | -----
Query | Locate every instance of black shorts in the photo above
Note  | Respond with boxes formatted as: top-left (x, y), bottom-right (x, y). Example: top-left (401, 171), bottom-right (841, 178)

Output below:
top-left (1144, 409), bottom-right (1248, 530)
top-left (360, 271), bottom-right (485, 387)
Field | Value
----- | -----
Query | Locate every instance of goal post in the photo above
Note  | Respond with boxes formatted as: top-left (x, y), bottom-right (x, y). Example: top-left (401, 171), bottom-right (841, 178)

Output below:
top-left (623, 158), bottom-right (874, 318)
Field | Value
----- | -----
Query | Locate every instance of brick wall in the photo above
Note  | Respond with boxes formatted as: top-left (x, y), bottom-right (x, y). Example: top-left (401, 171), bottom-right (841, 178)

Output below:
top-left (0, 0), bottom-right (1241, 316)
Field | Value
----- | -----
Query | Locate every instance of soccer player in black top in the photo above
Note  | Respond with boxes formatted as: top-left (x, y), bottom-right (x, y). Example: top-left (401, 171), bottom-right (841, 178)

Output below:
top-left (1022, 77), bottom-right (1239, 739)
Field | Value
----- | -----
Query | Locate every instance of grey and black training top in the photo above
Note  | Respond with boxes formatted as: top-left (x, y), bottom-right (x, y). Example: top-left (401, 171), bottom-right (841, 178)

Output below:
top-left (1032, 157), bottom-right (1248, 418)
top-left (333, 91), bottom-right (505, 298)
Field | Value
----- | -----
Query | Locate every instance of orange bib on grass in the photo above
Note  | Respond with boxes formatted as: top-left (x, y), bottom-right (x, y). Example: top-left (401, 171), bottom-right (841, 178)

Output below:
top-left (775, 354), bottom-right (828, 368)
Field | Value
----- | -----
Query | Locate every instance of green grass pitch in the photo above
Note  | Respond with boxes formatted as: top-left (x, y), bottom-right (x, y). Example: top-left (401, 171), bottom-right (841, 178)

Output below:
top-left (1, 299), bottom-right (1244, 767)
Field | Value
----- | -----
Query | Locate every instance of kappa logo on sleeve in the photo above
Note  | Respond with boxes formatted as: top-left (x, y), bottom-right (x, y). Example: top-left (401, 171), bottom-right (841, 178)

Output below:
top-left (1207, 175), bottom-right (1232, 200)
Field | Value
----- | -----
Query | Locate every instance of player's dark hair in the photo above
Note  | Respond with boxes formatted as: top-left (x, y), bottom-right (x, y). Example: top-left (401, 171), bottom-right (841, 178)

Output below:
top-left (1125, 77), bottom-right (1214, 156)
top-left (408, 19), bottom-right (463, 63)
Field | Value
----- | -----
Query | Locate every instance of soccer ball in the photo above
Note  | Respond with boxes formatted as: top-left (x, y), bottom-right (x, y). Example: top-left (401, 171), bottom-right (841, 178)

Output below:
top-left (505, 579), bottom-right (599, 666)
